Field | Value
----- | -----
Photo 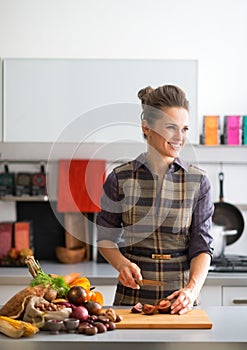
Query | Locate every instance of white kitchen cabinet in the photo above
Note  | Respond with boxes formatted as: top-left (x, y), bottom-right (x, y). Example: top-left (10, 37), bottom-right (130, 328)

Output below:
top-left (222, 287), bottom-right (247, 306)
top-left (197, 285), bottom-right (222, 307)
top-left (3, 59), bottom-right (198, 143)
top-left (0, 58), bottom-right (2, 141)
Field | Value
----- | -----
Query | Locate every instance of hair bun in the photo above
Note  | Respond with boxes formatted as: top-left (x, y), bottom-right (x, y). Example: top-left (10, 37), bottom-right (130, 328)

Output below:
top-left (137, 86), bottom-right (154, 104)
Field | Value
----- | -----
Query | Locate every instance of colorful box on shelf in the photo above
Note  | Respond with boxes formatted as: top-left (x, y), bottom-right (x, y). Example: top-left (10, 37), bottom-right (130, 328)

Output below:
top-left (242, 116), bottom-right (247, 145)
top-left (0, 222), bottom-right (13, 260)
top-left (14, 222), bottom-right (32, 251)
top-left (224, 115), bottom-right (241, 145)
top-left (203, 115), bottom-right (220, 145)
top-left (0, 221), bottom-right (33, 266)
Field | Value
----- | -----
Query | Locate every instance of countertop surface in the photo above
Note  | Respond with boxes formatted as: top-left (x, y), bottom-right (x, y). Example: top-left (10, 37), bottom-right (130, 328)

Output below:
top-left (1, 261), bottom-right (247, 286)
top-left (0, 307), bottom-right (247, 350)
top-left (1, 263), bottom-right (247, 349)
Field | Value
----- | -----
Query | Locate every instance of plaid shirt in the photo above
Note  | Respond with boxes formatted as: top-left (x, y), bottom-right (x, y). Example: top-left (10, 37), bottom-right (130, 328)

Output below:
top-left (96, 153), bottom-right (214, 305)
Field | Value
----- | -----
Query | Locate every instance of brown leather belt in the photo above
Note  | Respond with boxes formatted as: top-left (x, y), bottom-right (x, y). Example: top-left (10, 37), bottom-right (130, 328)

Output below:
top-left (151, 254), bottom-right (172, 260)
top-left (124, 247), bottom-right (188, 259)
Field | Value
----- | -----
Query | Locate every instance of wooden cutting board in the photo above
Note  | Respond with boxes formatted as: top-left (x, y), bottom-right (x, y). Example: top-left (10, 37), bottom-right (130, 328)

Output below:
top-left (115, 309), bottom-right (212, 329)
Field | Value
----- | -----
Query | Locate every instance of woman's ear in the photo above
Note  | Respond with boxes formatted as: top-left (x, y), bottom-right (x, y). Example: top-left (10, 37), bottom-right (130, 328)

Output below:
top-left (142, 120), bottom-right (150, 137)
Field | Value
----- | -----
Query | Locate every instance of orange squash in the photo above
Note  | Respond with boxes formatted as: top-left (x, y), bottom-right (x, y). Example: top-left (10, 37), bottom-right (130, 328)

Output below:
top-left (89, 291), bottom-right (104, 306)
top-left (69, 277), bottom-right (91, 291)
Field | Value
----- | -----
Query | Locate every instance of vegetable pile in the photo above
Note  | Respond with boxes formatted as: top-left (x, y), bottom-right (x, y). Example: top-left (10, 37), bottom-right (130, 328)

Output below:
top-left (0, 255), bottom-right (122, 338)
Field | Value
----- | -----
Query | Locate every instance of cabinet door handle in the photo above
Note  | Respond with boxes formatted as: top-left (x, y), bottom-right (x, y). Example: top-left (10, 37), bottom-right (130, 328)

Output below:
top-left (233, 299), bottom-right (247, 304)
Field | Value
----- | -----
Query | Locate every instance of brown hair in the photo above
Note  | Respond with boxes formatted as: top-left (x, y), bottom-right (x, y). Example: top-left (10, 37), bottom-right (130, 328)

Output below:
top-left (138, 85), bottom-right (189, 127)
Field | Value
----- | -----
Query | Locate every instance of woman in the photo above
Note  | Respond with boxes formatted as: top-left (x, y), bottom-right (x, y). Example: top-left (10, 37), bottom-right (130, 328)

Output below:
top-left (96, 85), bottom-right (214, 315)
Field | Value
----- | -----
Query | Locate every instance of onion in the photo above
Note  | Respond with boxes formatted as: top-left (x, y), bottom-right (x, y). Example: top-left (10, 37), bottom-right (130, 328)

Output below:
top-left (55, 301), bottom-right (72, 308)
top-left (44, 289), bottom-right (58, 302)
top-left (71, 305), bottom-right (89, 321)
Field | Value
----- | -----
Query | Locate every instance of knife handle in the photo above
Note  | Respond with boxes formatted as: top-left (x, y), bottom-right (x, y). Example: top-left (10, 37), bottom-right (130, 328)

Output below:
top-left (134, 278), bottom-right (143, 286)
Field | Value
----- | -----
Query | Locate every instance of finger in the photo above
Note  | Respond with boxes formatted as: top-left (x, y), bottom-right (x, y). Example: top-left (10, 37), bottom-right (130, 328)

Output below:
top-left (119, 273), bottom-right (140, 289)
top-left (167, 290), bottom-right (179, 300)
top-left (178, 304), bottom-right (193, 315)
top-left (170, 293), bottom-right (185, 307)
top-left (170, 296), bottom-right (187, 314)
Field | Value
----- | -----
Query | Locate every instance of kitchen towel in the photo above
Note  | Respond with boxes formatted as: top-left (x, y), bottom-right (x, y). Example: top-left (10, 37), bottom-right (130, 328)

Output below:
top-left (57, 159), bottom-right (106, 213)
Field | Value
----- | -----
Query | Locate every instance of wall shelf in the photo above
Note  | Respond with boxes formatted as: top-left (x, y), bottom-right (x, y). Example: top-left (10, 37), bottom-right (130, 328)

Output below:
top-left (0, 195), bottom-right (49, 202)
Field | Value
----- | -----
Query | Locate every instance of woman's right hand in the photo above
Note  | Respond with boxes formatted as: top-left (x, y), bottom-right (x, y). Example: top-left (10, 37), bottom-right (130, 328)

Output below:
top-left (118, 262), bottom-right (142, 289)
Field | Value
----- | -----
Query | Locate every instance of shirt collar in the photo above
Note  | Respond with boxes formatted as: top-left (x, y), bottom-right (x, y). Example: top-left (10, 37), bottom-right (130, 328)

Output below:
top-left (133, 152), bottom-right (189, 173)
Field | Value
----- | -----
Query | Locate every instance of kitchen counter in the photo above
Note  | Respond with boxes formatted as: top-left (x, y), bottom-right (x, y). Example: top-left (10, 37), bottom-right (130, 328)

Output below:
top-left (1, 261), bottom-right (247, 286)
top-left (0, 261), bottom-right (118, 285)
top-left (0, 307), bottom-right (247, 350)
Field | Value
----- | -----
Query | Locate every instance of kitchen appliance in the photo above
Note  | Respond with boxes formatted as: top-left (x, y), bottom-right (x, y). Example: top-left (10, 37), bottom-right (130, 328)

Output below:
top-left (15, 172), bottom-right (32, 196)
top-left (31, 164), bottom-right (47, 196)
top-left (210, 223), bottom-right (237, 258)
top-left (0, 164), bottom-right (15, 196)
top-left (16, 201), bottom-right (65, 261)
top-left (212, 172), bottom-right (244, 245)
top-left (210, 255), bottom-right (247, 272)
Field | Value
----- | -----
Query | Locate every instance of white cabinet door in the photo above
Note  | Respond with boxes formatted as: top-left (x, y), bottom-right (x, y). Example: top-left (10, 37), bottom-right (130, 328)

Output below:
top-left (3, 59), bottom-right (198, 143)
top-left (222, 287), bottom-right (247, 306)
top-left (198, 286), bottom-right (222, 307)
top-left (0, 58), bottom-right (2, 141)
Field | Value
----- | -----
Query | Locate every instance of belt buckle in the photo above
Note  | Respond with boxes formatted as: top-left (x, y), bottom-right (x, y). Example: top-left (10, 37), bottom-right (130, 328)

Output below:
top-left (151, 254), bottom-right (171, 260)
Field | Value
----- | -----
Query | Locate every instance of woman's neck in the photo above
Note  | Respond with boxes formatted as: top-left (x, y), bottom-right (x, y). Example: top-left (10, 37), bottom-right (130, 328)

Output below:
top-left (146, 149), bottom-right (174, 176)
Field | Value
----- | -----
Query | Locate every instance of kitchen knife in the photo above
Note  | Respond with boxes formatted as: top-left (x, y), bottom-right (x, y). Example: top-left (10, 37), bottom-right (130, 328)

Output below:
top-left (135, 279), bottom-right (165, 286)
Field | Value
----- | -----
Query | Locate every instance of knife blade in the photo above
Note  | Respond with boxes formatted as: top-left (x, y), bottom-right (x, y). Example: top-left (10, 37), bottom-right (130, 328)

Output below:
top-left (135, 279), bottom-right (165, 286)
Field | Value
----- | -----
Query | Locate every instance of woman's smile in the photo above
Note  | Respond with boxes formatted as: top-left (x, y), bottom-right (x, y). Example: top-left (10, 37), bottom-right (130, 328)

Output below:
top-left (143, 106), bottom-right (189, 163)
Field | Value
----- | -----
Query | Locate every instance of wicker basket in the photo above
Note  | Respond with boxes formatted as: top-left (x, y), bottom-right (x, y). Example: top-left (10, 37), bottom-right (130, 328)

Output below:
top-left (55, 246), bottom-right (86, 264)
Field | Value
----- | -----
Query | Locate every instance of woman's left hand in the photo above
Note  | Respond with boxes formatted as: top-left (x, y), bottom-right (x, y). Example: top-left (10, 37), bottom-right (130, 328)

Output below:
top-left (166, 287), bottom-right (196, 315)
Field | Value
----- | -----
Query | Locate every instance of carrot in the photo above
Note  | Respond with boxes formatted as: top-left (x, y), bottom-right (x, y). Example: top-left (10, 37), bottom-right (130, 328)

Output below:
top-left (63, 272), bottom-right (82, 285)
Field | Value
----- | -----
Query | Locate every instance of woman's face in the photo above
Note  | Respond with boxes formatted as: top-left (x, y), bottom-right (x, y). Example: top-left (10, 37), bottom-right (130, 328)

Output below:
top-left (142, 107), bottom-right (189, 160)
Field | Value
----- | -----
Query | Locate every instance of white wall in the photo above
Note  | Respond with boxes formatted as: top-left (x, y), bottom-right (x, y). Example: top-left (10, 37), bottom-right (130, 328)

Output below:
top-left (0, 0), bottom-right (247, 254)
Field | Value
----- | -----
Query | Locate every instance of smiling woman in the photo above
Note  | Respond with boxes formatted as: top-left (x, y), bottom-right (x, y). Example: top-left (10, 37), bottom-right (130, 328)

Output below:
top-left (142, 107), bottom-right (189, 169)
top-left (96, 84), bottom-right (214, 315)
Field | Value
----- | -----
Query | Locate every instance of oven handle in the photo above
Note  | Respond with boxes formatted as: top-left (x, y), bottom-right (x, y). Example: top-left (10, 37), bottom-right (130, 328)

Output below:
top-left (233, 299), bottom-right (247, 305)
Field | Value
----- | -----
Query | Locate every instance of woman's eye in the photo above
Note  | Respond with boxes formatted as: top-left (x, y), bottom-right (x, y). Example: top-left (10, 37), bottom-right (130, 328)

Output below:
top-left (163, 125), bottom-right (189, 133)
top-left (167, 125), bottom-right (177, 130)
top-left (183, 127), bottom-right (189, 133)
